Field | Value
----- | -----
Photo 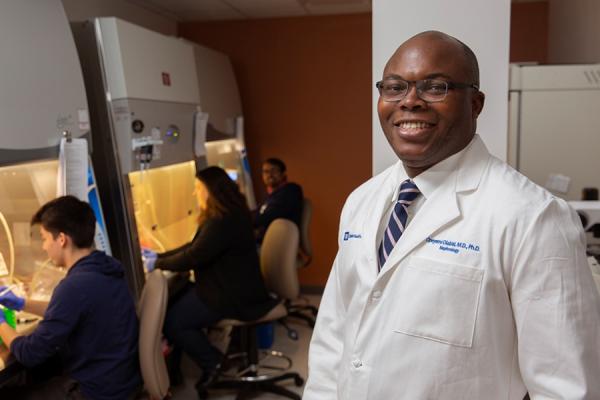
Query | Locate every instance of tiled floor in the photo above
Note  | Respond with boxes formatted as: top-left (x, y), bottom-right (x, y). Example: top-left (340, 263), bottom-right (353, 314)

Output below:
top-left (171, 295), bottom-right (319, 399)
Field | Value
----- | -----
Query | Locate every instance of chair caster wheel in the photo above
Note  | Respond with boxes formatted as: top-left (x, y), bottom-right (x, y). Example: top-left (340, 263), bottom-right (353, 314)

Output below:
top-left (294, 376), bottom-right (304, 386)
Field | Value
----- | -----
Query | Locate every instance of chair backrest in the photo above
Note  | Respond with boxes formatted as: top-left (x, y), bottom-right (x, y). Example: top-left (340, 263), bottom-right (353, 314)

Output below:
top-left (137, 270), bottom-right (169, 399)
top-left (261, 218), bottom-right (300, 301)
top-left (297, 198), bottom-right (313, 268)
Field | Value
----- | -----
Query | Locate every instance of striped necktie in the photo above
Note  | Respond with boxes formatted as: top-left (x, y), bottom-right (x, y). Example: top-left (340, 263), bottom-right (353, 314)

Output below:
top-left (378, 179), bottom-right (420, 271)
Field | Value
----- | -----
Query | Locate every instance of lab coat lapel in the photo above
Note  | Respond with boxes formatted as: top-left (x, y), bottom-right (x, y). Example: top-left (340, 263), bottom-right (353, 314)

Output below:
top-left (363, 163), bottom-right (407, 270)
top-left (379, 176), bottom-right (461, 276)
top-left (378, 135), bottom-right (490, 276)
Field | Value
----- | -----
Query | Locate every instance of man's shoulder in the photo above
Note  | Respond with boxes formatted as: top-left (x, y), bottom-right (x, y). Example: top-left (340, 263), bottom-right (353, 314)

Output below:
top-left (457, 136), bottom-right (559, 211)
top-left (281, 182), bottom-right (303, 195)
top-left (342, 163), bottom-right (397, 211)
top-left (352, 164), bottom-right (395, 195)
top-left (45, 273), bottom-right (86, 314)
top-left (478, 157), bottom-right (575, 225)
top-left (484, 157), bottom-right (555, 204)
top-left (269, 182), bottom-right (303, 202)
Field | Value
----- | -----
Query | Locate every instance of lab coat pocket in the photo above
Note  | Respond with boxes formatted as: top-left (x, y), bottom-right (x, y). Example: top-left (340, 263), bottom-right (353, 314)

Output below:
top-left (393, 256), bottom-right (484, 347)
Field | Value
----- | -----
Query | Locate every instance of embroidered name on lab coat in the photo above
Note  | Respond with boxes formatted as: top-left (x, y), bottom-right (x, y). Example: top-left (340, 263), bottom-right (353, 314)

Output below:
top-left (426, 236), bottom-right (480, 254)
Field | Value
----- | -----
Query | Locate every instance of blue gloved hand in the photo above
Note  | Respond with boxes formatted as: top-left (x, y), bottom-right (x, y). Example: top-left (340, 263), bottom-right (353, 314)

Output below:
top-left (0, 286), bottom-right (25, 311)
top-left (141, 248), bottom-right (158, 272)
top-left (0, 309), bottom-right (6, 325)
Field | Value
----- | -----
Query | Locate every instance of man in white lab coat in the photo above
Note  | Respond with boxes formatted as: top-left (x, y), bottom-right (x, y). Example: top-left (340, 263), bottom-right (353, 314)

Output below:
top-left (304, 31), bottom-right (600, 399)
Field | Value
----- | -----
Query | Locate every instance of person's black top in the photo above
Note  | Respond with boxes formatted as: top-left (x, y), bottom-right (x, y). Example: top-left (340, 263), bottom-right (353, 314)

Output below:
top-left (155, 211), bottom-right (277, 321)
top-left (10, 251), bottom-right (142, 400)
top-left (254, 182), bottom-right (303, 243)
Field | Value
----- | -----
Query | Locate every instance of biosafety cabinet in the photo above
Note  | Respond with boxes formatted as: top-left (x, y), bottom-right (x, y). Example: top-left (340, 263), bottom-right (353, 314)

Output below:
top-left (73, 18), bottom-right (205, 296)
top-left (508, 64), bottom-right (600, 201)
top-left (190, 42), bottom-right (257, 209)
top-left (0, 1), bottom-right (110, 302)
top-left (73, 18), bottom-right (257, 296)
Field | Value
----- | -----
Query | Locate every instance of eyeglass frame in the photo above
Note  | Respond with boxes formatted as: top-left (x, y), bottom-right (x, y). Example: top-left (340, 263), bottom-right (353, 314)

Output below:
top-left (375, 78), bottom-right (479, 103)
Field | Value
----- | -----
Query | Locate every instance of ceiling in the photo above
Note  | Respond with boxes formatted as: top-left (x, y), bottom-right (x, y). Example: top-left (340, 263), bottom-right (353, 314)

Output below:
top-left (127, 0), bottom-right (543, 22)
top-left (126, 0), bottom-right (371, 21)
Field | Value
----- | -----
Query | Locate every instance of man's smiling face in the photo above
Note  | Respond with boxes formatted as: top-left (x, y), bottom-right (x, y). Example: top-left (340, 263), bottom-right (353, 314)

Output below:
top-left (377, 32), bottom-right (485, 177)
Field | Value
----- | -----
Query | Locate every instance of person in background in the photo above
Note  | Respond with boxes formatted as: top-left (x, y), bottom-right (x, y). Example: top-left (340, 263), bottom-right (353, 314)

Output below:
top-left (303, 31), bottom-right (600, 399)
top-left (0, 196), bottom-right (141, 400)
top-left (254, 158), bottom-right (303, 243)
top-left (143, 166), bottom-right (278, 394)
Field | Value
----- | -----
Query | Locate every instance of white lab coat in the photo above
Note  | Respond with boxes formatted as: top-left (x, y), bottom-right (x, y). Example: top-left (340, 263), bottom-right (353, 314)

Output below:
top-left (304, 136), bottom-right (600, 400)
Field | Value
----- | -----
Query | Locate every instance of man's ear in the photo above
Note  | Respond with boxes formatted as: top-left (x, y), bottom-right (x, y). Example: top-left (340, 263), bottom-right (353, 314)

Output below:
top-left (58, 232), bottom-right (68, 248)
top-left (472, 90), bottom-right (485, 118)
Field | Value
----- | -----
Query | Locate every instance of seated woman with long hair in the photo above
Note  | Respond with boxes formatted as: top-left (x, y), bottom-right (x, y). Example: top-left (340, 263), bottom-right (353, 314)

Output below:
top-left (148, 166), bottom-right (277, 391)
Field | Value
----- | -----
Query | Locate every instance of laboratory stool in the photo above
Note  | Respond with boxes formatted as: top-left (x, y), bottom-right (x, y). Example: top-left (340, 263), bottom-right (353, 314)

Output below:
top-left (202, 219), bottom-right (305, 400)
top-left (137, 270), bottom-right (170, 400)
top-left (206, 303), bottom-right (303, 400)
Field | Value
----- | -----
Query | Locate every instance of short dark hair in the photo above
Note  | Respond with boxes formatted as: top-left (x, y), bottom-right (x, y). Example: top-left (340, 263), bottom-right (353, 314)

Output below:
top-left (264, 158), bottom-right (286, 173)
top-left (31, 195), bottom-right (96, 249)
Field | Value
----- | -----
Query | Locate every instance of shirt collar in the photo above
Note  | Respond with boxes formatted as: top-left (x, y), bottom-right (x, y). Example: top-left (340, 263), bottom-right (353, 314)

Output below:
top-left (389, 137), bottom-right (475, 202)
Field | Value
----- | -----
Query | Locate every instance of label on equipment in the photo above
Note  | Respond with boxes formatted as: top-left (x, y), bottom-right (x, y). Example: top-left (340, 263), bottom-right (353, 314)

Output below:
top-left (78, 108), bottom-right (90, 131)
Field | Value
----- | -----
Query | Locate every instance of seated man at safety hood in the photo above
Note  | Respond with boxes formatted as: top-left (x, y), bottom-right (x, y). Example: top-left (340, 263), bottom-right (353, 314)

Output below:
top-left (254, 157), bottom-right (304, 243)
top-left (0, 195), bottom-right (141, 400)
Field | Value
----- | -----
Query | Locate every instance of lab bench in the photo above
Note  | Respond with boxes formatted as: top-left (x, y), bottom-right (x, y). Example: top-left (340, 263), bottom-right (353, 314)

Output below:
top-left (0, 317), bottom-right (40, 387)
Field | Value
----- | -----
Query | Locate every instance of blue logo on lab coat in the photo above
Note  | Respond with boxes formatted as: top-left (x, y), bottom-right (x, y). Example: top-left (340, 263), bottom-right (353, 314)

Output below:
top-left (343, 231), bottom-right (362, 241)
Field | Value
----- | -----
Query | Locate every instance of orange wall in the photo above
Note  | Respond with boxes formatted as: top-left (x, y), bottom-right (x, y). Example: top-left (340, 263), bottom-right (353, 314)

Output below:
top-left (179, 8), bottom-right (547, 288)
top-left (179, 14), bottom-right (372, 287)
top-left (510, 1), bottom-right (549, 63)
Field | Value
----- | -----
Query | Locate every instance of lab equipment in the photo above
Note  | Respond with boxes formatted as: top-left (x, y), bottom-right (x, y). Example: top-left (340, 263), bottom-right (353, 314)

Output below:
top-left (569, 200), bottom-right (600, 251)
top-left (0, 308), bottom-right (16, 346)
top-left (0, 212), bottom-right (15, 282)
top-left (1, 309), bottom-right (14, 328)
top-left (72, 18), bottom-right (203, 296)
top-left (187, 42), bottom-right (256, 209)
top-left (508, 63), bottom-right (600, 201)
top-left (0, 308), bottom-right (14, 327)
top-left (569, 201), bottom-right (600, 231)
top-left (588, 256), bottom-right (600, 295)
top-left (28, 261), bottom-right (66, 302)
top-left (0, 0), bottom-right (110, 301)
top-left (72, 18), bottom-right (257, 298)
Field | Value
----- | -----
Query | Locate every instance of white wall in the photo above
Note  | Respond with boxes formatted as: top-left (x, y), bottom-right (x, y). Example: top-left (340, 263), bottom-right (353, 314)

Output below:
top-left (548, 0), bottom-right (600, 64)
top-left (62, 0), bottom-right (177, 36)
top-left (372, 0), bottom-right (511, 174)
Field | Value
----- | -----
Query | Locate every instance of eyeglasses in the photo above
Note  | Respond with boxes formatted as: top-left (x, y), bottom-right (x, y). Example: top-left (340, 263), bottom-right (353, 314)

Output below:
top-left (375, 79), bottom-right (479, 103)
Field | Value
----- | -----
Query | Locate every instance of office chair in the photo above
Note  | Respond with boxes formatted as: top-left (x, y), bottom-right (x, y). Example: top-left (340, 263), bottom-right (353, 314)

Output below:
top-left (138, 270), bottom-right (170, 400)
top-left (286, 198), bottom-right (318, 328)
top-left (204, 219), bottom-right (304, 400)
top-left (297, 198), bottom-right (314, 269)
